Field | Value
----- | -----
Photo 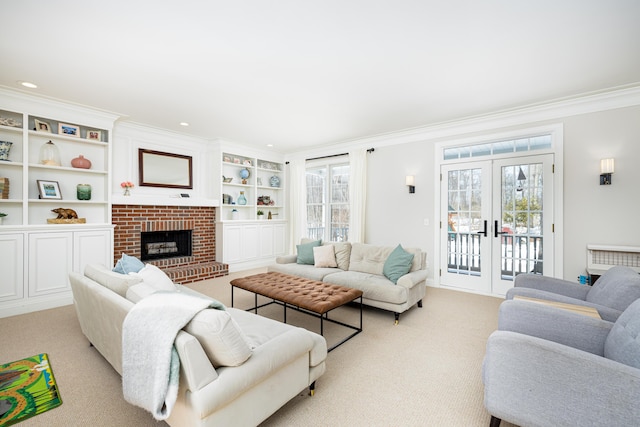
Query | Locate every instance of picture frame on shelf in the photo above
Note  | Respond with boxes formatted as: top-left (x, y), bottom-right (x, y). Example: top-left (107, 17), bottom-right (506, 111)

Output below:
top-left (58, 123), bottom-right (80, 137)
top-left (37, 179), bottom-right (62, 199)
top-left (87, 130), bottom-right (102, 141)
top-left (34, 119), bottom-right (51, 133)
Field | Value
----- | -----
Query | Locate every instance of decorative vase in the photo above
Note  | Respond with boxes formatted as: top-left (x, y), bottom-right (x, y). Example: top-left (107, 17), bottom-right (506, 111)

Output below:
top-left (123, 187), bottom-right (131, 196)
top-left (0, 140), bottom-right (12, 161)
top-left (76, 184), bottom-right (91, 200)
top-left (71, 154), bottom-right (92, 169)
top-left (231, 209), bottom-right (239, 220)
top-left (39, 140), bottom-right (61, 166)
top-left (237, 191), bottom-right (247, 205)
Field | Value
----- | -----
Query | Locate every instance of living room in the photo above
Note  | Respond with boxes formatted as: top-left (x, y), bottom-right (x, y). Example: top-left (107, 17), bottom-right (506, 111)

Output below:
top-left (1, 2), bottom-right (640, 426)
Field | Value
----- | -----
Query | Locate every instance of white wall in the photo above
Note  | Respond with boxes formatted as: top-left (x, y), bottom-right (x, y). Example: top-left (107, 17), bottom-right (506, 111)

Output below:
top-left (364, 104), bottom-right (640, 285)
top-left (112, 122), bottom-right (218, 205)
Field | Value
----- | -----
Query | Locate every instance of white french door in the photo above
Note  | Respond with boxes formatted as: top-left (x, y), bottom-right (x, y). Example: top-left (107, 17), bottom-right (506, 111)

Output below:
top-left (440, 154), bottom-right (554, 295)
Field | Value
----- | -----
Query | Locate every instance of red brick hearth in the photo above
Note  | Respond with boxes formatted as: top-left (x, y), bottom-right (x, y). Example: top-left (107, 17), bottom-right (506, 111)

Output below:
top-left (112, 205), bottom-right (228, 284)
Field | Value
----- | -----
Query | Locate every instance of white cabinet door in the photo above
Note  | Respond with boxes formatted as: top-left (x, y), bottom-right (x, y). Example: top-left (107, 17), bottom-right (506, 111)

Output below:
top-left (259, 224), bottom-right (274, 257)
top-left (241, 224), bottom-right (259, 260)
top-left (223, 224), bottom-right (243, 263)
top-left (74, 229), bottom-right (112, 273)
top-left (0, 233), bottom-right (24, 302)
top-left (273, 222), bottom-right (286, 256)
top-left (28, 232), bottom-right (73, 297)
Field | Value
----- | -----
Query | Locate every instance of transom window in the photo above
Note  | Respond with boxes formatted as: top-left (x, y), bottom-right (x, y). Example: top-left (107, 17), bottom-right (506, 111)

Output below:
top-left (443, 134), bottom-right (552, 160)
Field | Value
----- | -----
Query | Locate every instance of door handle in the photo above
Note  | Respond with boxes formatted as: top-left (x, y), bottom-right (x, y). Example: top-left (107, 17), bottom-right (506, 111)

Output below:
top-left (476, 220), bottom-right (487, 237)
top-left (494, 220), bottom-right (509, 238)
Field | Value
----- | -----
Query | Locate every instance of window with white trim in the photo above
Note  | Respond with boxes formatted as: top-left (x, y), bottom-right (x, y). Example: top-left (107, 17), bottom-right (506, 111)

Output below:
top-left (306, 160), bottom-right (350, 242)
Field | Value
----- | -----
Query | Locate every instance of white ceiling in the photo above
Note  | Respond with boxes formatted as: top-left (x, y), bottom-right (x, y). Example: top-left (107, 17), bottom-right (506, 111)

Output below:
top-left (1, 1), bottom-right (639, 153)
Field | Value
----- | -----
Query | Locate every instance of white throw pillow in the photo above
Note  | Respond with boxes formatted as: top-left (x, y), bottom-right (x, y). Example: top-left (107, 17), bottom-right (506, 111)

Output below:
top-left (125, 282), bottom-right (158, 303)
top-left (129, 264), bottom-right (176, 291)
top-left (184, 309), bottom-right (252, 367)
top-left (313, 244), bottom-right (338, 268)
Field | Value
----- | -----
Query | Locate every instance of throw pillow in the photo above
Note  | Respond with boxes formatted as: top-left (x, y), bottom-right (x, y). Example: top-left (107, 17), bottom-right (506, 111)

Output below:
top-left (125, 282), bottom-right (158, 303)
top-left (113, 253), bottom-right (145, 274)
top-left (184, 309), bottom-right (253, 367)
top-left (85, 263), bottom-right (142, 297)
top-left (296, 239), bottom-right (322, 265)
top-left (383, 244), bottom-right (415, 284)
top-left (129, 264), bottom-right (176, 291)
top-left (313, 244), bottom-right (338, 268)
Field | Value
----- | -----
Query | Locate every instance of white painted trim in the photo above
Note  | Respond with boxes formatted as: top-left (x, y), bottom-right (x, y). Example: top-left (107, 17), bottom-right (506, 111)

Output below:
top-left (433, 123), bottom-right (564, 294)
top-left (0, 294), bottom-right (73, 319)
top-left (294, 84), bottom-right (640, 156)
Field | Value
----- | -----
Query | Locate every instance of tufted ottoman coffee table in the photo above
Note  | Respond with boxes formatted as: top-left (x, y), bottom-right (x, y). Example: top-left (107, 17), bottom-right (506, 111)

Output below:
top-left (230, 271), bottom-right (362, 351)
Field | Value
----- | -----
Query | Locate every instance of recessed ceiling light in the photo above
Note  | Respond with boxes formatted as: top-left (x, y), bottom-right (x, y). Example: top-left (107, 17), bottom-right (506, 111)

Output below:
top-left (20, 81), bottom-right (38, 89)
top-left (179, 122), bottom-right (189, 127)
top-left (267, 144), bottom-right (273, 147)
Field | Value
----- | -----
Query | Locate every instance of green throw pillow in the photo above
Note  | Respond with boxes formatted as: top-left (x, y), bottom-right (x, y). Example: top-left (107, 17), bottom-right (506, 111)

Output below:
top-left (383, 244), bottom-right (415, 284)
top-left (296, 239), bottom-right (322, 265)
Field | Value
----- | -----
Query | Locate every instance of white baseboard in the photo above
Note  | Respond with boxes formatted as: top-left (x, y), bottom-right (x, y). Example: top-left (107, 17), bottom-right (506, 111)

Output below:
top-left (0, 293), bottom-right (74, 319)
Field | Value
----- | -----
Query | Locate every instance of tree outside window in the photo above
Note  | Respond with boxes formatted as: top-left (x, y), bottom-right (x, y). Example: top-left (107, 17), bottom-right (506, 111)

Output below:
top-left (306, 162), bottom-right (349, 242)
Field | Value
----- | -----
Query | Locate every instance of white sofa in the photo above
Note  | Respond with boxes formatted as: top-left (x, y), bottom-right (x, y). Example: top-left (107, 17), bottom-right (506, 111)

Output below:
top-left (69, 264), bottom-right (327, 427)
top-left (268, 241), bottom-right (428, 323)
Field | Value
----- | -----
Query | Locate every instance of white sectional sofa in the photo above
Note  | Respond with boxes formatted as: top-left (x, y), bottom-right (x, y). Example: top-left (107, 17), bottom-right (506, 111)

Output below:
top-left (268, 240), bottom-right (428, 323)
top-left (69, 264), bottom-right (327, 427)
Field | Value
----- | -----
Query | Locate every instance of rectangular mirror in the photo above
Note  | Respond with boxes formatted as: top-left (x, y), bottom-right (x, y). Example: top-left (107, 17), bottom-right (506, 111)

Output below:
top-left (138, 149), bottom-right (193, 189)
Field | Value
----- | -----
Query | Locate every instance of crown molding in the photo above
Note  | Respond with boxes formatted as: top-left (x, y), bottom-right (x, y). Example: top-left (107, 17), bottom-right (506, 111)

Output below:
top-left (326, 83), bottom-right (640, 152)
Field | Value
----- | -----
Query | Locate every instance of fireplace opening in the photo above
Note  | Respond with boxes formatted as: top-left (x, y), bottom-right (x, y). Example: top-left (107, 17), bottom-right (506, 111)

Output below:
top-left (141, 230), bottom-right (192, 261)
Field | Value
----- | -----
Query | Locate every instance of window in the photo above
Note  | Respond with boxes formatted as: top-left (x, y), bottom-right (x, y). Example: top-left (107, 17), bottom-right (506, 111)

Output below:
top-left (306, 161), bottom-right (350, 242)
top-left (443, 134), bottom-right (552, 160)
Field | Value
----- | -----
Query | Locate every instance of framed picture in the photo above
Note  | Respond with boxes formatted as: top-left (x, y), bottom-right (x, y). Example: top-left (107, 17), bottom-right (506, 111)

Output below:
top-left (87, 130), bottom-right (102, 141)
top-left (34, 119), bottom-right (51, 133)
top-left (138, 149), bottom-right (193, 189)
top-left (37, 180), bottom-right (62, 199)
top-left (58, 123), bottom-right (80, 137)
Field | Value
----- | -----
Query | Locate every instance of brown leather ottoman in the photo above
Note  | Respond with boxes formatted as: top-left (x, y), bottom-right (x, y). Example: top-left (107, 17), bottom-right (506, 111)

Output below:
top-left (230, 271), bottom-right (363, 351)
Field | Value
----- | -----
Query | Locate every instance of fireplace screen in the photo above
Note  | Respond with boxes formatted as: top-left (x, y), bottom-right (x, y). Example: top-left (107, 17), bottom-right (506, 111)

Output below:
top-left (141, 230), bottom-right (192, 261)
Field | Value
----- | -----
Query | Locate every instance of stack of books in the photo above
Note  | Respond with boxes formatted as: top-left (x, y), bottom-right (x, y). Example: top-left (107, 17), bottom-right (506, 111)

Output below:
top-left (0, 178), bottom-right (9, 199)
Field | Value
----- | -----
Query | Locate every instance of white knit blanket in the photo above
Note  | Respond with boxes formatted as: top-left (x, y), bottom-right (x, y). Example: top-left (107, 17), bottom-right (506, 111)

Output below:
top-left (122, 290), bottom-right (224, 420)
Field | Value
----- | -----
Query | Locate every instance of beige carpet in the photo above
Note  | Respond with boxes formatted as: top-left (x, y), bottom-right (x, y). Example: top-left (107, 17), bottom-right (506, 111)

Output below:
top-left (0, 269), bottom-right (516, 426)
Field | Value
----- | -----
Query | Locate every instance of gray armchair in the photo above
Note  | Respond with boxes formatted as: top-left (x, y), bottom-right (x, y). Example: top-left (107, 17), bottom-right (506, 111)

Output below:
top-left (506, 266), bottom-right (640, 321)
top-left (483, 298), bottom-right (640, 427)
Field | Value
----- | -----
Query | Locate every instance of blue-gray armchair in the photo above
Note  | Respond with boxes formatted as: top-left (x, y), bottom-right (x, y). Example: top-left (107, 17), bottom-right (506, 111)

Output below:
top-left (506, 266), bottom-right (640, 321)
top-left (483, 297), bottom-right (640, 426)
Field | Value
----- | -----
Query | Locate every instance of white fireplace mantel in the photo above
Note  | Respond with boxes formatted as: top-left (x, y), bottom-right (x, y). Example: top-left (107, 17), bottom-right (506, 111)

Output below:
top-left (112, 194), bottom-right (219, 207)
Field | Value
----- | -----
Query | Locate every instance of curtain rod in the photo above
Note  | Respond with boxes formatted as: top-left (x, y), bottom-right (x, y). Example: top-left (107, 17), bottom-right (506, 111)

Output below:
top-left (305, 148), bottom-right (375, 162)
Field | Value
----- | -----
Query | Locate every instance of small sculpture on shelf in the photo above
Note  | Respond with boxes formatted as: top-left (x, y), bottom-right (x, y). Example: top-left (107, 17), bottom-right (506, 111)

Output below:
top-left (48, 207), bottom-right (86, 224)
top-left (51, 208), bottom-right (78, 219)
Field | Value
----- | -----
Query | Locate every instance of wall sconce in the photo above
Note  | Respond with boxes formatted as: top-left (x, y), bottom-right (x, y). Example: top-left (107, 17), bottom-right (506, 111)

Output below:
top-left (600, 158), bottom-right (614, 185)
top-left (406, 175), bottom-right (415, 193)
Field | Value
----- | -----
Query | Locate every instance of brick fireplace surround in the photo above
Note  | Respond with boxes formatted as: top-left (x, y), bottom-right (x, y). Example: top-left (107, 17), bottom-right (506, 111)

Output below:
top-left (112, 205), bottom-right (228, 284)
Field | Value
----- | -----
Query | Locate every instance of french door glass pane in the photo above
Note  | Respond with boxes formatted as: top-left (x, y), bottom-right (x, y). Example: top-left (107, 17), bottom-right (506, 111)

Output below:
top-left (499, 163), bottom-right (544, 280)
top-left (447, 168), bottom-right (483, 276)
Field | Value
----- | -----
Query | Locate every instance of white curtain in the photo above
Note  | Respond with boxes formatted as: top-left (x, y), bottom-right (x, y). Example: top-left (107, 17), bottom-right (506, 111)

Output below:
top-left (287, 158), bottom-right (307, 253)
top-left (348, 148), bottom-right (367, 243)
